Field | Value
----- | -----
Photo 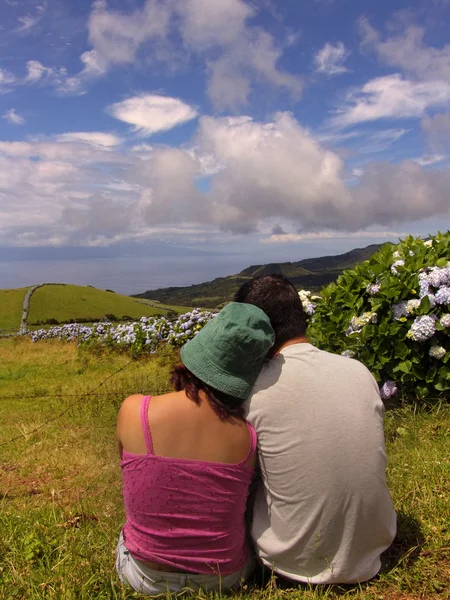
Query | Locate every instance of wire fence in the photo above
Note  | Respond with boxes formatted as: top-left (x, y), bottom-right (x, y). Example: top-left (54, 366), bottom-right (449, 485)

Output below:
top-left (0, 355), bottom-right (149, 448)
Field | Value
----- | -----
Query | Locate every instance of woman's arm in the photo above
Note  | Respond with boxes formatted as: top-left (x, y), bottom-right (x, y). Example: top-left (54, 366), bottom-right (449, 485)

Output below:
top-left (116, 394), bottom-right (145, 456)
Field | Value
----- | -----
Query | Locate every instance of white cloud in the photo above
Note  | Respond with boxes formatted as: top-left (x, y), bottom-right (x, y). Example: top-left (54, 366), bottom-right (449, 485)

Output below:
top-left (314, 42), bottom-right (349, 75)
top-left (412, 154), bottom-right (446, 166)
top-left (176, 0), bottom-right (302, 108)
top-left (330, 74), bottom-right (450, 129)
top-left (25, 60), bottom-right (56, 83)
top-left (2, 108), bottom-right (25, 125)
top-left (360, 18), bottom-right (450, 82)
top-left (195, 112), bottom-right (352, 232)
top-left (357, 128), bottom-right (410, 154)
top-left (14, 2), bottom-right (47, 33)
top-left (67, 0), bottom-right (301, 107)
top-left (421, 111), bottom-right (450, 152)
top-left (1, 113), bottom-right (450, 247)
top-left (107, 95), bottom-right (198, 136)
top-left (0, 68), bottom-right (17, 91)
top-left (55, 132), bottom-right (122, 148)
top-left (261, 230), bottom-right (404, 244)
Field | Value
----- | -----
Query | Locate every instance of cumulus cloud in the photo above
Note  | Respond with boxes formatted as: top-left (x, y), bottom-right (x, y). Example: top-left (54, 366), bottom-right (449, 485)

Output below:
top-left (66, 0), bottom-right (301, 108)
top-left (107, 95), bottom-right (198, 136)
top-left (330, 74), bottom-right (450, 129)
top-left (2, 108), bottom-right (25, 125)
top-left (25, 60), bottom-right (57, 83)
top-left (351, 160), bottom-right (450, 226)
top-left (421, 111), bottom-right (450, 152)
top-left (360, 18), bottom-right (450, 82)
top-left (1, 113), bottom-right (450, 247)
top-left (314, 42), bottom-right (349, 75)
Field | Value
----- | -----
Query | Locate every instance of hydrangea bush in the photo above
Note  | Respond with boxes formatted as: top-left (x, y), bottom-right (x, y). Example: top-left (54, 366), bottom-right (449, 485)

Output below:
top-left (307, 232), bottom-right (450, 402)
top-left (30, 309), bottom-right (217, 356)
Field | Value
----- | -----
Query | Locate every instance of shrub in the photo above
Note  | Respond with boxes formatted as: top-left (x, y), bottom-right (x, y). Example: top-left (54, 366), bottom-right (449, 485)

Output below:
top-left (104, 313), bottom-right (118, 321)
top-left (308, 232), bottom-right (450, 403)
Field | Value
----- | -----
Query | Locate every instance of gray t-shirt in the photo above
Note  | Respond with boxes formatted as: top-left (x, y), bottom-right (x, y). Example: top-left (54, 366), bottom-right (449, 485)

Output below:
top-left (245, 342), bottom-right (397, 584)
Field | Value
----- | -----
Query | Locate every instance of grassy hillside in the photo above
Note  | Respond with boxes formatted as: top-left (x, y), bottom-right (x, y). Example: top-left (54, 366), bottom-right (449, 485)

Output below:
top-left (1, 336), bottom-right (449, 599)
top-left (0, 287), bottom-right (29, 331)
top-left (27, 284), bottom-right (188, 325)
top-left (134, 243), bottom-right (388, 308)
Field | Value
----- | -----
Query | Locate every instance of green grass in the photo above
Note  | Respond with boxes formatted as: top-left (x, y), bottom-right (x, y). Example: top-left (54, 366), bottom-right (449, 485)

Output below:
top-left (0, 287), bottom-right (29, 331)
top-left (135, 298), bottom-right (193, 314)
top-left (27, 284), bottom-right (184, 324)
top-left (0, 337), bottom-right (449, 599)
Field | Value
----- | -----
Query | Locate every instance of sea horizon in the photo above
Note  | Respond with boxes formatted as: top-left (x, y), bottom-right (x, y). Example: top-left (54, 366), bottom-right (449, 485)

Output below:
top-left (0, 255), bottom-right (254, 296)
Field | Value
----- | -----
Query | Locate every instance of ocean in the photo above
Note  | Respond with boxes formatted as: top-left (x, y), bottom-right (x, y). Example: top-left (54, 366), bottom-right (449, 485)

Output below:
top-left (0, 255), bottom-right (251, 295)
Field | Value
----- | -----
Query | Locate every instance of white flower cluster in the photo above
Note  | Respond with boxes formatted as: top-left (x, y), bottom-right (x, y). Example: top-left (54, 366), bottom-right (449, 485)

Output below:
top-left (418, 265), bottom-right (450, 306)
top-left (298, 290), bottom-right (319, 316)
top-left (391, 259), bottom-right (405, 276)
top-left (346, 311), bottom-right (377, 336)
top-left (366, 281), bottom-right (381, 294)
top-left (429, 345), bottom-right (446, 359)
top-left (341, 349), bottom-right (355, 358)
top-left (30, 310), bottom-right (217, 351)
top-left (407, 315), bottom-right (436, 342)
top-left (440, 314), bottom-right (450, 328)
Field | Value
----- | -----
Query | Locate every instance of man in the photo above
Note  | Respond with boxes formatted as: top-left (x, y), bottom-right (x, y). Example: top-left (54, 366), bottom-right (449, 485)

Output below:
top-left (235, 274), bottom-right (396, 585)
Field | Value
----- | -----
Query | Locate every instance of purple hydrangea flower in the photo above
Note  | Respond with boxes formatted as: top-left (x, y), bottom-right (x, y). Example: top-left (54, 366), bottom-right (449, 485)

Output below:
top-left (407, 315), bottom-right (436, 342)
top-left (435, 286), bottom-right (450, 305)
top-left (380, 381), bottom-right (398, 400)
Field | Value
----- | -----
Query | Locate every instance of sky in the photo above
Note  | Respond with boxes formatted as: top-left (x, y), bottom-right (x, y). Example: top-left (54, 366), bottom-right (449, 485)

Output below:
top-left (1, 0), bottom-right (450, 288)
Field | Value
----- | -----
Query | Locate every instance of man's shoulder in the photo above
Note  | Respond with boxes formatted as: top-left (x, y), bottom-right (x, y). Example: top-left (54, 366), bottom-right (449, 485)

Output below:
top-left (251, 343), bottom-right (377, 396)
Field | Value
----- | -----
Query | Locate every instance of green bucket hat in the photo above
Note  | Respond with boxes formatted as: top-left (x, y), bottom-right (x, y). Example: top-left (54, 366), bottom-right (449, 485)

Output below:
top-left (180, 302), bottom-right (275, 400)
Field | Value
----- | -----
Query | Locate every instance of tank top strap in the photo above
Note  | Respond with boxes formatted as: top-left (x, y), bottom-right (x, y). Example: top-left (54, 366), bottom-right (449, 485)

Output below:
top-left (140, 395), bottom-right (154, 455)
top-left (241, 421), bottom-right (257, 464)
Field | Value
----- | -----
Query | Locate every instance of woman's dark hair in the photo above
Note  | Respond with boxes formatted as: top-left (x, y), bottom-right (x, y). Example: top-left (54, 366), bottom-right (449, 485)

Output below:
top-left (171, 364), bottom-right (245, 421)
top-left (234, 274), bottom-right (307, 356)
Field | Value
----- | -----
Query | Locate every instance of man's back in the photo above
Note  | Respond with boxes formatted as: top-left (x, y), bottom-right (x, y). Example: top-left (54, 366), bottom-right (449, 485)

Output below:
top-left (245, 343), bottom-right (396, 584)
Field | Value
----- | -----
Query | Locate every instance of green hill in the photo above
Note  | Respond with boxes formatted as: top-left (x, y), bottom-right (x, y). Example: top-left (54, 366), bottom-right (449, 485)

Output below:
top-left (0, 287), bottom-right (29, 331)
top-left (134, 243), bottom-right (389, 308)
top-left (0, 284), bottom-right (191, 331)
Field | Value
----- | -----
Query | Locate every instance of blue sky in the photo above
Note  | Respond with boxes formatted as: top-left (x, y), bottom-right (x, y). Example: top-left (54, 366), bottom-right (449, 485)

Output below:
top-left (1, 0), bottom-right (450, 282)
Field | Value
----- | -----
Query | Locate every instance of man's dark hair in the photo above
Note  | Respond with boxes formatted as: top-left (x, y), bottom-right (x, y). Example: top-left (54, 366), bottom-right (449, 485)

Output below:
top-left (234, 274), bottom-right (307, 355)
top-left (171, 365), bottom-right (244, 421)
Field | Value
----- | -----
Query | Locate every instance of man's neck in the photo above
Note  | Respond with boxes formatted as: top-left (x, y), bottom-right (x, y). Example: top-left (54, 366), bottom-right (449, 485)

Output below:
top-left (274, 336), bottom-right (309, 356)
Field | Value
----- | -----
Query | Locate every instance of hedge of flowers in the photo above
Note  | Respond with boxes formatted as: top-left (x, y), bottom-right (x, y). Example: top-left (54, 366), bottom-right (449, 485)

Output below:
top-left (308, 232), bottom-right (450, 402)
top-left (30, 308), bottom-right (217, 355)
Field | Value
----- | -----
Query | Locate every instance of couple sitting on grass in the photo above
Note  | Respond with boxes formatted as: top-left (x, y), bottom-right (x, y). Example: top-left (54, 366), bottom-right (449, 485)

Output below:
top-left (115, 274), bottom-right (397, 595)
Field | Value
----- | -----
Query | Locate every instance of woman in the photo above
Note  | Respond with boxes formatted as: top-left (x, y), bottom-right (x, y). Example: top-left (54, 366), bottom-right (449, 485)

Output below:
top-left (115, 302), bottom-right (274, 595)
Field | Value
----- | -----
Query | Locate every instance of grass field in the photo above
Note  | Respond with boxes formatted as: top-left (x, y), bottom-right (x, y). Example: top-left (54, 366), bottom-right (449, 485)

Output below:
top-left (0, 337), bottom-right (449, 599)
top-left (0, 287), bottom-right (29, 331)
top-left (0, 284), bottom-right (194, 333)
top-left (27, 285), bottom-right (189, 324)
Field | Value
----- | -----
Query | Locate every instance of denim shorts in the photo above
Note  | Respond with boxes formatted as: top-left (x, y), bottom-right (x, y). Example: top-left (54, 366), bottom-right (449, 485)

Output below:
top-left (115, 531), bottom-right (254, 596)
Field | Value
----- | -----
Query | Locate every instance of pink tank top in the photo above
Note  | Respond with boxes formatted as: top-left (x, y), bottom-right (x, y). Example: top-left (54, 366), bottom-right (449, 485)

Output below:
top-left (121, 395), bottom-right (257, 575)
